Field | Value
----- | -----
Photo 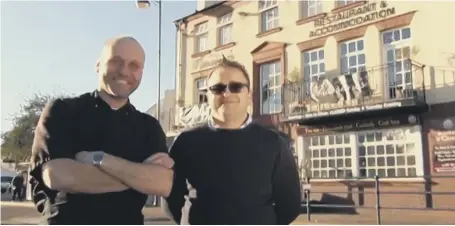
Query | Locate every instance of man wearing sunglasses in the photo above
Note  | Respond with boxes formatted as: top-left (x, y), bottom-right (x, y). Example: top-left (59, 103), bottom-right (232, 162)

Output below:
top-left (163, 57), bottom-right (301, 225)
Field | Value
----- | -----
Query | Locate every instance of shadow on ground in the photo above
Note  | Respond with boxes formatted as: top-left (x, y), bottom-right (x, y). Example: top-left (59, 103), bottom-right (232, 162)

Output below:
top-left (300, 193), bottom-right (358, 215)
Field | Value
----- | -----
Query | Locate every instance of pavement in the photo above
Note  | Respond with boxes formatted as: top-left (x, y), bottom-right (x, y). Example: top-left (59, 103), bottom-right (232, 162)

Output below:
top-left (3, 200), bottom-right (453, 225)
top-left (0, 201), bottom-right (319, 225)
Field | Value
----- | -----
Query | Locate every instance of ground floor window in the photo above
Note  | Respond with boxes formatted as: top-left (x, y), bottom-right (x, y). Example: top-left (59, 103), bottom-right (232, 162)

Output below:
top-left (300, 125), bottom-right (423, 179)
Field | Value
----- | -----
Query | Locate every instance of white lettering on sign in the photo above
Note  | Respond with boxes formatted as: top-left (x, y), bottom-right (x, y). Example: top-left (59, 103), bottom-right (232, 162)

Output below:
top-left (177, 103), bottom-right (211, 127)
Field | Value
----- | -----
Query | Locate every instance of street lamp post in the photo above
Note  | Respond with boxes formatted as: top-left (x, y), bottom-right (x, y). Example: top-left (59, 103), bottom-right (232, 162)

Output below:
top-left (137, 0), bottom-right (162, 123)
top-left (136, 0), bottom-right (162, 207)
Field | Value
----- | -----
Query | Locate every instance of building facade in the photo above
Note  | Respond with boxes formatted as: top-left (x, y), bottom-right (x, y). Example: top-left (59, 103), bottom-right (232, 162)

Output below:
top-left (145, 89), bottom-right (176, 137)
top-left (171, 0), bottom-right (455, 217)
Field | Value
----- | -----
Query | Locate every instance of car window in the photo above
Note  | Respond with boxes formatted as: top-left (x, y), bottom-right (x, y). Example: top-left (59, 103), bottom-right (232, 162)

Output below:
top-left (1, 176), bottom-right (13, 183)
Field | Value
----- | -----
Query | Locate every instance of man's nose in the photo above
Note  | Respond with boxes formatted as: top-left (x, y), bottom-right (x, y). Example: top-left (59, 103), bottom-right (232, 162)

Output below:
top-left (120, 65), bottom-right (129, 77)
top-left (222, 88), bottom-right (233, 97)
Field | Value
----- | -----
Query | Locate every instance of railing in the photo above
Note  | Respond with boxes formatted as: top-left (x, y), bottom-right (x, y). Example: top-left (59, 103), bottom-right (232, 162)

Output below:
top-left (282, 62), bottom-right (426, 119)
top-left (301, 175), bottom-right (455, 225)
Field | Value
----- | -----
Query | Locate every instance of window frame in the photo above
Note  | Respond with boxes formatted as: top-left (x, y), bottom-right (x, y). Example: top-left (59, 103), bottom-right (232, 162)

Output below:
top-left (194, 22), bottom-right (209, 53)
top-left (335, 0), bottom-right (357, 8)
top-left (339, 38), bottom-right (366, 75)
top-left (260, 61), bottom-right (282, 115)
top-left (299, 125), bottom-right (424, 181)
top-left (217, 12), bottom-right (233, 46)
top-left (302, 48), bottom-right (325, 97)
top-left (381, 27), bottom-right (413, 100)
top-left (194, 77), bottom-right (208, 104)
top-left (300, 0), bottom-right (323, 19)
top-left (259, 0), bottom-right (279, 33)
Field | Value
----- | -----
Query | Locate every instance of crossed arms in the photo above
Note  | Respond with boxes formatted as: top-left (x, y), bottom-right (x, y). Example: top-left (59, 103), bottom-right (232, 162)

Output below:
top-left (30, 99), bottom-right (173, 197)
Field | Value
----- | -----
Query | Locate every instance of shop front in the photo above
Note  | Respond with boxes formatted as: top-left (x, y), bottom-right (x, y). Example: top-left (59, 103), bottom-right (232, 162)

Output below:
top-left (295, 114), bottom-right (424, 180)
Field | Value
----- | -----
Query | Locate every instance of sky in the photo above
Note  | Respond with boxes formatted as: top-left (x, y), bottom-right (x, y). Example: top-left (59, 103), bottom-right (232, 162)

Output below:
top-left (0, 0), bottom-right (196, 134)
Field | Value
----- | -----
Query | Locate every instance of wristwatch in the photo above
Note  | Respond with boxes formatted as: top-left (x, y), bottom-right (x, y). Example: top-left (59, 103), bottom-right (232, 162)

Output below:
top-left (92, 151), bottom-right (104, 166)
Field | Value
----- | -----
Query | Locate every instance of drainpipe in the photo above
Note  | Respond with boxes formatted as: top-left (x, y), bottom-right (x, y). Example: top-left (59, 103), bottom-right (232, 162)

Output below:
top-left (174, 19), bottom-right (186, 131)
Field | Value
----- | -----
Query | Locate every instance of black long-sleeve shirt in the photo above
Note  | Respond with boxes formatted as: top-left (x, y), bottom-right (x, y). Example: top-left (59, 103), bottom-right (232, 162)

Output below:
top-left (29, 91), bottom-right (168, 225)
top-left (166, 123), bottom-right (301, 225)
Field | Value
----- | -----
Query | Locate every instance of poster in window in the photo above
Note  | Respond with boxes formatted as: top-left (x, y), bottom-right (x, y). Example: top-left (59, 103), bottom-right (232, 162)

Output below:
top-left (428, 117), bottom-right (455, 173)
top-left (309, 71), bottom-right (372, 105)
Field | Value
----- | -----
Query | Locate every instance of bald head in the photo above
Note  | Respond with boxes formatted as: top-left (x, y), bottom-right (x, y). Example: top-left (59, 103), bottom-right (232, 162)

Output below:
top-left (99, 36), bottom-right (145, 63)
top-left (96, 35), bottom-right (146, 100)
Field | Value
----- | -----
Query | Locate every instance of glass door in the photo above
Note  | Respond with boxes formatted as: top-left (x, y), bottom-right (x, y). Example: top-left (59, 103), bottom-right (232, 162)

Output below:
top-left (382, 27), bottom-right (412, 100)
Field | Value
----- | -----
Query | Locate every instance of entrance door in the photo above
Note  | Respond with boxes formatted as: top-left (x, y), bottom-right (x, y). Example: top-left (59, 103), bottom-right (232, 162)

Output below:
top-left (382, 27), bottom-right (412, 100)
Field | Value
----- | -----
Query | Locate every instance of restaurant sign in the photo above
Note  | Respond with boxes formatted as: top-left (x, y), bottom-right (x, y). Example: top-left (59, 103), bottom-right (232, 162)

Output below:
top-left (300, 114), bottom-right (418, 135)
top-left (177, 103), bottom-right (211, 128)
top-left (310, 1), bottom-right (395, 37)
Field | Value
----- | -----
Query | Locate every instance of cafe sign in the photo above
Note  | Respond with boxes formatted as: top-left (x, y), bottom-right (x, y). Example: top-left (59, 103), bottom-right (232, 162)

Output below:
top-left (310, 1), bottom-right (396, 37)
top-left (192, 50), bottom-right (234, 72)
top-left (300, 114), bottom-right (418, 135)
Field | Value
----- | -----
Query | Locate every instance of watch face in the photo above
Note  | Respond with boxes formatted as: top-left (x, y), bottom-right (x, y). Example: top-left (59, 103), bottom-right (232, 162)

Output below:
top-left (93, 152), bottom-right (104, 162)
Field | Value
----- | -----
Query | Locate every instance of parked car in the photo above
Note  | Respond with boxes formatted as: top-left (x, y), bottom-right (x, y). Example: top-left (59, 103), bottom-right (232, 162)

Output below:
top-left (1, 176), bottom-right (13, 194)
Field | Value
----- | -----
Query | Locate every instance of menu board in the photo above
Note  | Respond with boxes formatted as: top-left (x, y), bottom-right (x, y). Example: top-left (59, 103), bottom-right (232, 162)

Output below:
top-left (430, 130), bottom-right (455, 172)
top-left (428, 117), bottom-right (455, 173)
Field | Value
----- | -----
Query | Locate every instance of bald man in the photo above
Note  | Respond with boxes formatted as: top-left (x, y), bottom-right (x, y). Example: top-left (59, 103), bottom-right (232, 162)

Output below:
top-left (29, 36), bottom-right (174, 225)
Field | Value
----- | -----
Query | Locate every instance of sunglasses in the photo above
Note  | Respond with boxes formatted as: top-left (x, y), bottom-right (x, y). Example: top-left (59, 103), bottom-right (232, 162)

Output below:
top-left (208, 82), bottom-right (249, 95)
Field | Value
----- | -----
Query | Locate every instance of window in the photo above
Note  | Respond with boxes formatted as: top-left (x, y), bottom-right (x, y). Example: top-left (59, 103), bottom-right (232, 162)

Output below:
top-left (301, 0), bottom-right (323, 18)
top-left (194, 22), bottom-right (209, 53)
top-left (304, 126), bottom-right (423, 179)
top-left (336, 0), bottom-right (357, 7)
top-left (260, 61), bottom-right (282, 114)
top-left (195, 77), bottom-right (207, 104)
top-left (259, 0), bottom-right (279, 32)
top-left (382, 27), bottom-right (412, 99)
top-left (217, 13), bottom-right (233, 46)
top-left (340, 38), bottom-right (365, 74)
top-left (309, 133), bottom-right (353, 179)
top-left (303, 48), bottom-right (325, 96)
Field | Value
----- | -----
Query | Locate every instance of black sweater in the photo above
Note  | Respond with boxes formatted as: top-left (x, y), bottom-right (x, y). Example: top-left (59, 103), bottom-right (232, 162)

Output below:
top-left (166, 123), bottom-right (301, 225)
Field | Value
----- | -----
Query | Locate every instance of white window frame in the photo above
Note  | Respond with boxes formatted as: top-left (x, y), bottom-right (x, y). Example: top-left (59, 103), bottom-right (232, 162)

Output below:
top-left (302, 48), bottom-right (325, 96)
top-left (336, 0), bottom-right (357, 7)
top-left (301, 0), bottom-right (323, 19)
top-left (340, 38), bottom-right (366, 74)
top-left (301, 125), bottom-right (424, 181)
top-left (259, 0), bottom-right (279, 32)
top-left (194, 22), bottom-right (209, 53)
top-left (217, 12), bottom-right (233, 46)
top-left (381, 27), bottom-right (413, 100)
top-left (260, 61), bottom-right (282, 115)
top-left (195, 77), bottom-right (207, 104)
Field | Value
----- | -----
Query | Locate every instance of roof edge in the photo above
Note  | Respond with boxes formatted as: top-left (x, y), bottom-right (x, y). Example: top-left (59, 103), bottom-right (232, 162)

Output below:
top-left (173, 1), bottom-right (228, 25)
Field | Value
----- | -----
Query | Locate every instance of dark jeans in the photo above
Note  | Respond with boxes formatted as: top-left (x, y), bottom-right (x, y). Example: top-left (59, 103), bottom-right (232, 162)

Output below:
top-left (12, 187), bottom-right (23, 201)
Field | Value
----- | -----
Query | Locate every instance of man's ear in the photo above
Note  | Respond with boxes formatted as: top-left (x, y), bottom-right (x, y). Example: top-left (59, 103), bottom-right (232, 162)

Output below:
top-left (95, 61), bottom-right (100, 73)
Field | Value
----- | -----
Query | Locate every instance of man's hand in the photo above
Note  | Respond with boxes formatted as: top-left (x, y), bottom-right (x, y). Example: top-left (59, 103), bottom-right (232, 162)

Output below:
top-left (145, 153), bottom-right (174, 169)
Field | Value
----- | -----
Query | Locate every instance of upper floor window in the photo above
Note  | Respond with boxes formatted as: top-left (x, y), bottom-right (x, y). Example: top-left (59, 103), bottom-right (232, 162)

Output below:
top-left (340, 38), bottom-right (365, 74)
top-left (195, 77), bottom-right (208, 104)
top-left (336, 0), bottom-right (357, 7)
top-left (260, 61), bottom-right (282, 114)
top-left (259, 0), bottom-right (279, 32)
top-left (217, 12), bottom-right (233, 46)
top-left (302, 48), bottom-right (325, 96)
top-left (195, 22), bottom-right (209, 53)
top-left (301, 0), bottom-right (323, 19)
top-left (382, 27), bottom-right (413, 99)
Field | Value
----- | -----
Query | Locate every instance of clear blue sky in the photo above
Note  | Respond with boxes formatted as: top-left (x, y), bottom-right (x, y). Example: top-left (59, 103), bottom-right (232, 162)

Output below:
top-left (1, 0), bottom-right (196, 133)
